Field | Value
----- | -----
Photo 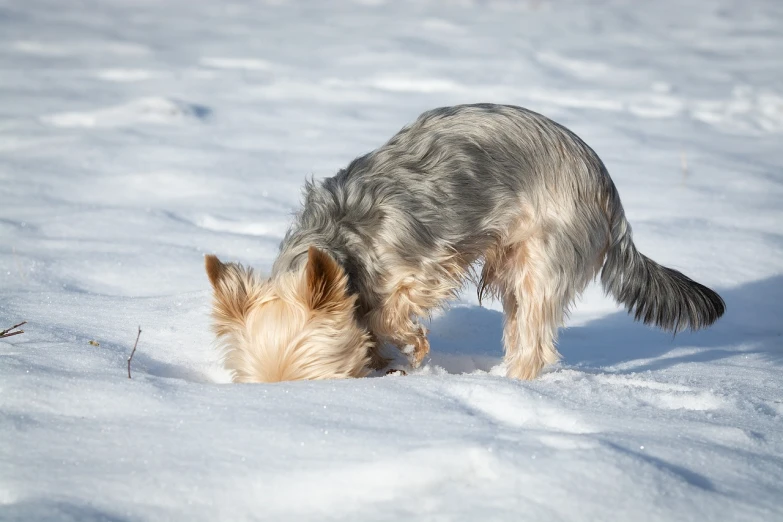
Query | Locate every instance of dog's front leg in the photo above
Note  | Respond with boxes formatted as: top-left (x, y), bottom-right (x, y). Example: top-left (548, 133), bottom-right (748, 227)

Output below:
top-left (374, 323), bottom-right (428, 369)
top-left (367, 294), bottom-right (431, 369)
top-left (395, 323), bottom-right (430, 368)
top-left (366, 332), bottom-right (391, 370)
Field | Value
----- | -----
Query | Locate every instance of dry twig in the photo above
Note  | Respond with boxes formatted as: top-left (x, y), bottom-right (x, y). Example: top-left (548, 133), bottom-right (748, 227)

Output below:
top-left (0, 321), bottom-right (26, 339)
top-left (127, 326), bottom-right (142, 379)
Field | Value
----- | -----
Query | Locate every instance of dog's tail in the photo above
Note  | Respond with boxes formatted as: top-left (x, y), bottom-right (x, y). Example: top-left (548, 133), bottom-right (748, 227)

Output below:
top-left (600, 195), bottom-right (725, 332)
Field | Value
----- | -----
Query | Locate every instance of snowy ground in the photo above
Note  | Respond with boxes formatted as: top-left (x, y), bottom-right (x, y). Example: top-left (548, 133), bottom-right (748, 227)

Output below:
top-left (2, 0), bottom-right (782, 520)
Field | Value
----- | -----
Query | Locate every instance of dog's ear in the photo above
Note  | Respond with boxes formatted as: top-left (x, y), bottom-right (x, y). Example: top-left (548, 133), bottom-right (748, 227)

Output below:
top-left (205, 255), bottom-right (257, 328)
top-left (305, 246), bottom-right (347, 310)
top-left (205, 254), bottom-right (226, 289)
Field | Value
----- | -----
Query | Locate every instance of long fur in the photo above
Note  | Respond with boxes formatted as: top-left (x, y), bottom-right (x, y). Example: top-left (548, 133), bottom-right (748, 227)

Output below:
top-left (600, 207), bottom-right (725, 331)
top-left (206, 103), bottom-right (725, 382)
top-left (206, 250), bottom-right (372, 382)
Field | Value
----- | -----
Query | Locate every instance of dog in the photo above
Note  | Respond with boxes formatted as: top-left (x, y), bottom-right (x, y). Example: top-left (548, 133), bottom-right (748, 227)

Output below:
top-left (205, 104), bottom-right (725, 383)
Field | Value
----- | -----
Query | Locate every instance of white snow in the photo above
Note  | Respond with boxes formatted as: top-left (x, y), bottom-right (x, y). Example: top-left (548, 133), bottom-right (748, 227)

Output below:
top-left (1, 0), bottom-right (782, 520)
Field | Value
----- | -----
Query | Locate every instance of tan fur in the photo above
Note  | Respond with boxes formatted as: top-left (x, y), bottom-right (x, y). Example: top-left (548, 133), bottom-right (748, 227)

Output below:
top-left (366, 249), bottom-right (467, 368)
top-left (206, 250), bottom-right (372, 383)
top-left (476, 200), bottom-right (602, 380)
top-left (205, 199), bottom-right (603, 382)
top-left (204, 104), bottom-right (725, 382)
top-left (365, 332), bottom-right (390, 370)
top-left (204, 203), bottom-right (594, 382)
top-left (496, 235), bottom-right (564, 380)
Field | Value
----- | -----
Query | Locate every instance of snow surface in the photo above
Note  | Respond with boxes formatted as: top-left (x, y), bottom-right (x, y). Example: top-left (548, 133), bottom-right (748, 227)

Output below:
top-left (1, 0), bottom-right (782, 520)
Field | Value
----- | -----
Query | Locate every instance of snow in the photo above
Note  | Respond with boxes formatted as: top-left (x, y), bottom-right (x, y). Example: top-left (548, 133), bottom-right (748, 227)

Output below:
top-left (1, 0), bottom-right (782, 520)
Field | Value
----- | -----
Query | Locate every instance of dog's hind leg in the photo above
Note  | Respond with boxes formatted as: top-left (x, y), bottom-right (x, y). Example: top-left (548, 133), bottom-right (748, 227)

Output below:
top-left (498, 233), bottom-right (588, 380)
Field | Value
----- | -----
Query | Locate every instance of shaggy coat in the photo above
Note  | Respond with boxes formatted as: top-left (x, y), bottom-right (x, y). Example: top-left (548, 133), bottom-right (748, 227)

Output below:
top-left (206, 104), bottom-right (725, 382)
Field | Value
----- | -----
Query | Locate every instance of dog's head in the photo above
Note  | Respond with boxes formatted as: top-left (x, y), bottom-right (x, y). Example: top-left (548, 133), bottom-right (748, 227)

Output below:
top-left (205, 247), bottom-right (372, 382)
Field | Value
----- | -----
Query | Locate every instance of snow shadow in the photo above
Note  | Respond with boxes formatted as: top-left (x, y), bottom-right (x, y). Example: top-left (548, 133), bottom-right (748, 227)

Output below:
top-left (129, 350), bottom-right (214, 383)
top-left (425, 306), bottom-right (504, 374)
top-left (426, 275), bottom-right (783, 374)
top-left (0, 499), bottom-right (131, 522)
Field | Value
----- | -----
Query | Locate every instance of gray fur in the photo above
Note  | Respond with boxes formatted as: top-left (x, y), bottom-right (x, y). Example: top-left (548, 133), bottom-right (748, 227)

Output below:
top-left (272, 103), bottom-right (724, 355)
top-left (601, 207), bottom-right (726, 331)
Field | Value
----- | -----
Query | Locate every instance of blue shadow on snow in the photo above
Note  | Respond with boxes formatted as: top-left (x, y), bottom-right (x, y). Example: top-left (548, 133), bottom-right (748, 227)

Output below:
top-left (426, 274), bottom-right (783, 374)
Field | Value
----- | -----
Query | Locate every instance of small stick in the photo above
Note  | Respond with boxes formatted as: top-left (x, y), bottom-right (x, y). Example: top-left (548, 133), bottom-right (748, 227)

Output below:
top-left (0, 321), bottom-right (26, 338)
top-left (127, 326), bottom-right (142, 379)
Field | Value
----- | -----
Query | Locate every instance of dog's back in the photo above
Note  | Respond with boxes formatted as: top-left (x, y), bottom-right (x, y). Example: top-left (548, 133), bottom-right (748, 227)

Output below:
top-left (275, 104), bottom-right (611, 300)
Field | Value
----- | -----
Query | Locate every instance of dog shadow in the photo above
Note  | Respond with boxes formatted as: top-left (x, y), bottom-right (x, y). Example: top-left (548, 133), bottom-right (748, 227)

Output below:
top-left (423, 306), bottom-right (505, 374)
top-left (424, 274), bottom-right (783, 375)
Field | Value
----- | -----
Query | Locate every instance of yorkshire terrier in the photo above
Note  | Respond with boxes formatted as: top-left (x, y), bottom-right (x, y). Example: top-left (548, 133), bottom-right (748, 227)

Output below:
top-left (205, 104), bottom-right (725, 383)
